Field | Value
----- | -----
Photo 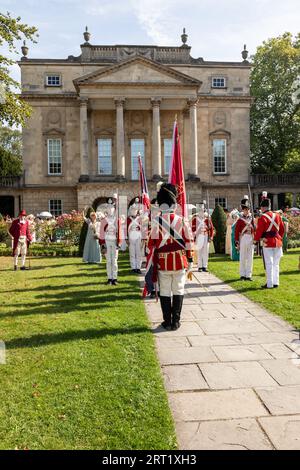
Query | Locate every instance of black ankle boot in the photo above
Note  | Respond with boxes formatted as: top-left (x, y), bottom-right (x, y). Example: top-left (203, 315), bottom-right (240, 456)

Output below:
top-left (159, 296), bottom-right (172, 329)
top-left (171, 295), bottom-right (184, 330)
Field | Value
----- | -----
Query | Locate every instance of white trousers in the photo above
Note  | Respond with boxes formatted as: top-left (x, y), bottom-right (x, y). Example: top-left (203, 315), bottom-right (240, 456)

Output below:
top-left (14, 236), bottom-right (27, 267)
top-left (263, 247), bottom-right (283, 288)
top-left (158, 269), bottom-right (186, 296)
top-left (197, 235), bottom-right (209, 269)
top-left (239, 234), bottom-right (254, 278)
top-left (105, 240), bottom-right (118, 280)
top-left (129, 236), bottom-right (142, 270)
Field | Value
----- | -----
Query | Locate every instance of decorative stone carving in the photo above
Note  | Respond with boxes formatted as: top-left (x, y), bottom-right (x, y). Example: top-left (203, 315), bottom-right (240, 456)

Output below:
top-left (47, 110), bottom-right (61, 126)
top-left (131, 111), bottom-right (144, 126)
top-left (214, 111), bottom-right (226, 127)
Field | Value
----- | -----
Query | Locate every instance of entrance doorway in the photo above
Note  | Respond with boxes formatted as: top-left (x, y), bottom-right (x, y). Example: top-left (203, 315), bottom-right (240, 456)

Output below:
top-left (0, 196), bottom-right (14, 217)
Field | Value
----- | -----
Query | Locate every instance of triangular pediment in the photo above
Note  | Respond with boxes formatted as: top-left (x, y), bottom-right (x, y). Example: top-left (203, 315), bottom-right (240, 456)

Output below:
top-left (74, 56), bottom-right (201, 89)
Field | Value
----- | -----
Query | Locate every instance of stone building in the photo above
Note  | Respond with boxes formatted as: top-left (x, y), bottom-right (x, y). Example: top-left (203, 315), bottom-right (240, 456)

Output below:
top-left (2, 29), bottom-right (253, 217)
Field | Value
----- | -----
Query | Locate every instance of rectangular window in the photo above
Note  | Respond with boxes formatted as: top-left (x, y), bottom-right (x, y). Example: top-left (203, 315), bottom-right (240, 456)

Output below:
top-left (131, 139), bottom-right (145, 180)
top-left (212, 77), bottom-right (226, 88)
top-left (47, 138), bottom-right (62, 175)
top-left (215, 197), bottom-right (227, 209)
top-left (49, 199), bottom-right (62, 216)
top-left (46, 75), bottom-right (61, 86)
top-left (213, 139), bottom-right (227, 174)
top-left (163, 138), bottom-right (172, 175)
top-left (98, 138), bottom-right (112, 175)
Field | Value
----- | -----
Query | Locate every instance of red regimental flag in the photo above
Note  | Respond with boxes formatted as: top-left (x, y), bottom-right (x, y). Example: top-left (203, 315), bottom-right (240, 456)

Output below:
top-left (138, 154), bottom-right (150, 212)
top-left (168, 120), bottom-right (187, 218)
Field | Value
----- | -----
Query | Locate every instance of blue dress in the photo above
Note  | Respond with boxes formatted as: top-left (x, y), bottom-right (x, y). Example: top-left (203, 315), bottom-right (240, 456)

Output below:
top-left (231, 221), bottom-right (240, 261)
top-left (82, 219), bottom-right (102, 263)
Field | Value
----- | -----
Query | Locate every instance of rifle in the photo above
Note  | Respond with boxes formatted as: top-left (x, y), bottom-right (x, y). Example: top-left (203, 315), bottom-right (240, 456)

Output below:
top-left (248, 184), bottom-right (265, 269)
top-left (206, 190), bottom-right (211, 242)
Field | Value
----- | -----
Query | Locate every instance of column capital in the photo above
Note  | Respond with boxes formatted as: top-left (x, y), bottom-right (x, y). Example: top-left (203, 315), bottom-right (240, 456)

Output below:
top-left (78, 97), bottom-right (89, 106)
top-left (151, 97), bottom-right (162, 107)
top-left (114, 97), bottom-right (126, 108)
top-left (187, 98), bottom-right (199, 107)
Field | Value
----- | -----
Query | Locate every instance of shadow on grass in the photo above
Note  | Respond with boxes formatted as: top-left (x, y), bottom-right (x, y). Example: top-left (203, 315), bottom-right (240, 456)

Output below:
top-left (5, 326), bottom-right (150, 349)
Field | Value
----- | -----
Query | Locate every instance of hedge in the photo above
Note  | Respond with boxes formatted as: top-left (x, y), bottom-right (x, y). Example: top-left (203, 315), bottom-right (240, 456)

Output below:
top-left (0, 242), bottom-right (80, 257)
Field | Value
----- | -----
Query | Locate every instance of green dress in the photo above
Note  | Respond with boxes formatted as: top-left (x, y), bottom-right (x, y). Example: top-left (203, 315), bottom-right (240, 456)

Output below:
top-left (231, 221), bottom-right (240, 261)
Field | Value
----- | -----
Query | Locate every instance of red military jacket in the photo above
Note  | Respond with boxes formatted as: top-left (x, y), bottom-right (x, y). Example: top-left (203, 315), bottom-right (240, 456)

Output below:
top-left (191, 216), bottom-right (214, 241)
top-left (254, 211), bottom-right (284, 248)
top-left (234, 215), bottom-right (254, 242)
top-left (147, 210), bottom-right (193, 275)
top-left (99, 216), bottom-right (122, 247)
top-left (9, 218), bottom-right (32, 256)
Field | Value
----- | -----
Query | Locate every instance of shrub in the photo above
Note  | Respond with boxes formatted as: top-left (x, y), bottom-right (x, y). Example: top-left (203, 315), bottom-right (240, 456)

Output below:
top-left (211, 205), bottom-right (227, 254)
top-left (0, 242), bottom-right (79, 257)
top-left (55, 211), bottom-right (83, 245)
top-left (0, 219), bottom-right (9, 243)
top-left (286, 215), bottom-right (300, 240)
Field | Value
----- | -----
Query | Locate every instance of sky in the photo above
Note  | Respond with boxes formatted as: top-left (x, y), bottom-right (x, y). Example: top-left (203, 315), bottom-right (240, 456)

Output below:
top-left (2, 0), bottom-right (300, 82)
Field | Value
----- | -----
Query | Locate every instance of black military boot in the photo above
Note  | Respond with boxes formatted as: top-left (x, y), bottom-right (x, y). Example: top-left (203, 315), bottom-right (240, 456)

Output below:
top-left (159, 296), bottom-right (172, 330)
top-left (171, 295), bottom-right (184, 330)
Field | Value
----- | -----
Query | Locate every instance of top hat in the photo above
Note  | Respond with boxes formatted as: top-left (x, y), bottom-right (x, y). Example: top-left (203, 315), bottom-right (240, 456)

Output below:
top-left (19, 210), bottom-right (27, 217)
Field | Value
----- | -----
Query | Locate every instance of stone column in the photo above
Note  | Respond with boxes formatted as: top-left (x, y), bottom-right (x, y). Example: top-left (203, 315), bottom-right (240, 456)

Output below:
top-left (79, 97), bottom-right (89, 181)
top-left (115, 98), bottom-right (126, 181)
top-left (151, 98), bottom-right (162, 180)
top-left (253, 193), bottom-right (259, 209)
top-left (188, 98), bottom-right (199, 180)
top-left (273, 193), bottom-right (278, 210)
top-left (292, 193), bottom-right (297, 207)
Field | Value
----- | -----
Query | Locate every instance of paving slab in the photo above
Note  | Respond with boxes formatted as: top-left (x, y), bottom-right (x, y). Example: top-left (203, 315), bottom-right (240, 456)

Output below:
top-left (200, 361), bottom-right (277, 389)
top-left (261, 343), bottom-right (299, 359)
top-left (259, 416), bottom-right (300, 450)
top-left (198, 318), bottom-right (270, 335)
top-left (259, 359), bottom-right (300, 386)
top-left (177, 419), bottom-right (273, 450)
top-left (157, 346), bottom-right (218, 365)
top-left (255, 385), bottom-right (300, 415)
top-left (152, 322), bottom-right (204, 337)
top-left (188, 334), bottom-right (241, 347)
top-left (155, 337), bottom-right (190, 349)
top-left (212, 344), bottom-right (273, 362)
top-left (169, 389), bottom-right (269, 422)
top-left (162, 365), bottom-right (209, 392)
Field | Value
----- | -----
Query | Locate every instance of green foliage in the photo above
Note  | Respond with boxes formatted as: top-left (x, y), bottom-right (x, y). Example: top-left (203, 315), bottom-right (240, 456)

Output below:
top-left (78, 207), bottom-right (93, 256)
top-left (211, 205), bottom-right (227, 254)
top-left (0, 144), bottom-right (22, 176)
top-left (0, 12), bottom-right (38, 126)
top-left (0, 242), bottom-right (79, 257)
top-left (0, 219), bottom-right (8, 243)
top-left (250, 33), bottom-right (300, 174)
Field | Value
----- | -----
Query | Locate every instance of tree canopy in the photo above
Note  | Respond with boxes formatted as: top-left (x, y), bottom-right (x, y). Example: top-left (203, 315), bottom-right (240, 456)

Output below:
top-left (0, 125), bottom-right (22, 176)
top-left (250, 33), bottom-right (300, 174)
top-left (0, 12), bottom-right (38, 126)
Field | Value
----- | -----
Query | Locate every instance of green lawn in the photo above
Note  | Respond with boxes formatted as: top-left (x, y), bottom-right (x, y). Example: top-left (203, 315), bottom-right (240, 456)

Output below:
top-left (0, 255), bottom-right (177, 450)
top-left (209, 249), bottom-right (300, 329)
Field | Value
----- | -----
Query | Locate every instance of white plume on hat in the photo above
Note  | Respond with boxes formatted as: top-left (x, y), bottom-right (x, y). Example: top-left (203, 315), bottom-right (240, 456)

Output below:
top-left (113, 193), bottom-right (118, 199)
top-left (262, 191), bottom-right (268, 198)
top-left (156, 181), bottom-right (163, 192)
top-left (243, 195), bottom-right (249, 200)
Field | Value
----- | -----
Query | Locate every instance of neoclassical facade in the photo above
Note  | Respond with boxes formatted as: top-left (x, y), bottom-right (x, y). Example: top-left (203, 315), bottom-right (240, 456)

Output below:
top-left (16, 29), bottom-right (252, 216)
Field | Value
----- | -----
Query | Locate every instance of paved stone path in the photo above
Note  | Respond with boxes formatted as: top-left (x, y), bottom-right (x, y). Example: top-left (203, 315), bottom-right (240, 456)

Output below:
top-left (144, 270), bottom-right (300, 450)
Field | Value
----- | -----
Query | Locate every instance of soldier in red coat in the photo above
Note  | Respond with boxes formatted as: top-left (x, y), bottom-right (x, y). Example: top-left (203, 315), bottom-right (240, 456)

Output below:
top-left (191, 202), bottom-right (214, 272)
top-left (8, 210), bottom-right (32, 271)
top-left (146, 183), bottom-right (193, 330)
top-left (234, 196), bottom-right (255, 280)
top-left (254, 195), bottom-right (285, 289)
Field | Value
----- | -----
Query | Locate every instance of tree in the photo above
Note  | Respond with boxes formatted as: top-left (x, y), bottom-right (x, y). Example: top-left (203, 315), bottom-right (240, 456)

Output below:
top-left (0, 126), bottom-right (22, 176)
top-left (0, 12), bottom-right (38, 126)
top-left (250, 33), bottom-right (300, 174)
top-left (211, 205), bottom-right (226, 254)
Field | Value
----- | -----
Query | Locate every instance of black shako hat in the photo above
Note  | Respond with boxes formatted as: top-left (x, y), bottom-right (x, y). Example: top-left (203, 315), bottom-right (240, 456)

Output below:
top-left (157, 183), bottom-right (177, 207)
top-left (260, 197), bottom-right (271, 209)
top-left (241, 195), bottom-right (250, 209)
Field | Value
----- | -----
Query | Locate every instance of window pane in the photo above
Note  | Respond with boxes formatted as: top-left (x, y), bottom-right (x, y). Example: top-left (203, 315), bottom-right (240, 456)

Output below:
top-left (212, 77), bottom-right (226, 88)
top-left (131, 139), bottom-right (145, 180)
top-left (49, 199), bottom-right (62, 216)
top-left (215, 197), bottom-right (227, 209)
top-left (98, 139), bottom-right (112, 175)
top-left (164, 139), bottom-right (172, 175)
top-left (48, 139), bottom-right (62, 174)
top-left (213, 139), bottom-right (226, 174)
top-left (47, 75), bottom-right (61, 86)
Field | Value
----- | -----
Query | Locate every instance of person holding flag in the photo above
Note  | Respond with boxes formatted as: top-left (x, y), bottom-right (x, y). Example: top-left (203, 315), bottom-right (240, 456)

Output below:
top-left (145, 120), bottom-right (193, 330)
